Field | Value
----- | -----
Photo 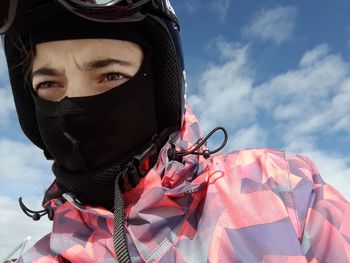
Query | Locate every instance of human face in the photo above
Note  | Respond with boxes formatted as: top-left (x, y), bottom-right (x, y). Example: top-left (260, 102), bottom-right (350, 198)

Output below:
top-left (31, 39), bottom-right (143, 101)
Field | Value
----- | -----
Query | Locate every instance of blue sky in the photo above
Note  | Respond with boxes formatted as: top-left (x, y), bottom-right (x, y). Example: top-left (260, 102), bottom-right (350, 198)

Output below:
top-left (1, 0), bottom-right (350, 257)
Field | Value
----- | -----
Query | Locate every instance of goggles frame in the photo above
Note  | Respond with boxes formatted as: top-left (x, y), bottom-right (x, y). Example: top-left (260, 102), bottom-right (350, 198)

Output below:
top-left (57, 0), bottom-right (153, 21)
top-left (0, 0), bottom-right (178, 34)
top-left (58, 0), bottom-right (152, 9)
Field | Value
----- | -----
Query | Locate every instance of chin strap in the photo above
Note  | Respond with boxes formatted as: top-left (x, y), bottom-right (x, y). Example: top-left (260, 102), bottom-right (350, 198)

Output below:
top-left (167, 126), bottom-right (228, 162)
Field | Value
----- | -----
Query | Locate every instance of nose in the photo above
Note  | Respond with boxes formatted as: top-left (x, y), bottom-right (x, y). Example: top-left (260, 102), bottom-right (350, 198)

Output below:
top-left (65, 73), bottom-right (95, 98)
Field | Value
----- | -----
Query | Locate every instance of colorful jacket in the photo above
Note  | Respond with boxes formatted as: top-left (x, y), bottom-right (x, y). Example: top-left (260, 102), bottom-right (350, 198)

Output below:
top-left (19, 106), bottom-right (350, 263)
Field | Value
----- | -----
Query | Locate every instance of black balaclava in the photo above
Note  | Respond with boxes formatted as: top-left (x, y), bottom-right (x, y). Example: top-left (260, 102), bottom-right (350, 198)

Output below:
top-left (29, 13), bottom-right (158, 208)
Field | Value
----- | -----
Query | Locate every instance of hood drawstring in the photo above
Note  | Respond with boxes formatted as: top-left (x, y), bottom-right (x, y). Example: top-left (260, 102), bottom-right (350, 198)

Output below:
top-left (167, 126), bottom-right (228, 162)
top-left (18, 197), bottom-right (54, 221)
top-left (18, 180), bottom-right (64, 221)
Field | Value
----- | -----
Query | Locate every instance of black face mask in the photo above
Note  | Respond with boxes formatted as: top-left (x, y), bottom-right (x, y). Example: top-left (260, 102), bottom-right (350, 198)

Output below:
top-left (33, 50), bottom-right (158, 206)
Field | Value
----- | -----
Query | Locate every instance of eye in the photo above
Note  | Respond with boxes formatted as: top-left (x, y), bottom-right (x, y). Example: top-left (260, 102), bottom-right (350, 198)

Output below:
top-left (101, 72), bottom-right (127, 82)
top-left (34, 81), bottom-right (62, 91)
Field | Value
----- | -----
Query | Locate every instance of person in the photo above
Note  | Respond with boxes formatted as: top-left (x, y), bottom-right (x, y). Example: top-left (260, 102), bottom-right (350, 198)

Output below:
top-left (1, 0), bottom-right (349, 262)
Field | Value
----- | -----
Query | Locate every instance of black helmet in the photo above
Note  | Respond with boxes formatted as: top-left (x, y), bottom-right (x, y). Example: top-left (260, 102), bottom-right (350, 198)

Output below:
top-left (1, 0), bottom-right (186, 156)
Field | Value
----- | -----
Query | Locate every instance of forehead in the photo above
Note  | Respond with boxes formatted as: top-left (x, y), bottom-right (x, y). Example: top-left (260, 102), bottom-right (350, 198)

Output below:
top-left (33, 39), bottom-right (143, 69)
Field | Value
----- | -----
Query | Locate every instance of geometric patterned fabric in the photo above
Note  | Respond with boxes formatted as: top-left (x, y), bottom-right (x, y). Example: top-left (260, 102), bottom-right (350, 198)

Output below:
top-left (18, 106), bottom-right (350, 263)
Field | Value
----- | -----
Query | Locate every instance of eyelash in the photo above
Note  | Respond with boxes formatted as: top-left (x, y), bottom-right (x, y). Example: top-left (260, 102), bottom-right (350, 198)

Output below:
top-left (101, 72), bottom-right (127, 83)
top-left (34, 72), bottom-right (127, 91)
top-left (34, 81), bottom-right (61, 91)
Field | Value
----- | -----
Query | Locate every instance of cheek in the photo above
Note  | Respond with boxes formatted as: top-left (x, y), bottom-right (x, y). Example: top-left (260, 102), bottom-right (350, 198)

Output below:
top-left (93, 77), bottom-right (130, 94)
top-left (36, 88), bottom-right (67, 102)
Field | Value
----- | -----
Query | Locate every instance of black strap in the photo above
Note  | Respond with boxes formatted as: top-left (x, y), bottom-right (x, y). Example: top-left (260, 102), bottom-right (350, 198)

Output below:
top-left (113, 169), bottom-right (132, 263)
top-left (112, 127), bottom-right (175, 261)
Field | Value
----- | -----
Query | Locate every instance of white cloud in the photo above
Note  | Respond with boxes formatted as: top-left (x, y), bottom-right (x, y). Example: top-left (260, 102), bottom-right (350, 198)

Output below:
top-left (0, 139), bottom-right (53, 197)
top-left (0, 43), bottom-right (14, 126)
top-left (253, 44), bottom-right (350, 139)
top-left (210, 0), bottom-right (230, 22)
top-left (0, 195), bottom-right (52, 259)
top-left (188, 38), bottom-right (350, 200)
top-left (0, 41), bottom-right (8, 80)
top-left (242, 6), bottom-right (298, 44)
top-left (0, 88), bottom-right (15, 127)
top-left (229, 125), bottom-right (268, 150)
top-left (188, 39), bottom-right (255, 133)
top-left (182, 0), bottom-right (200, 13)
top-left (299, 44), bottom-right (330, 67)
top-left (176, 0), bottom-right (230, 21)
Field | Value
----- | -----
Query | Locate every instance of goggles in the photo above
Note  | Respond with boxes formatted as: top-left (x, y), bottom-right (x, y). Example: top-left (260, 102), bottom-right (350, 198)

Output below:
top-left (1, 0), bottom-right (170, 34)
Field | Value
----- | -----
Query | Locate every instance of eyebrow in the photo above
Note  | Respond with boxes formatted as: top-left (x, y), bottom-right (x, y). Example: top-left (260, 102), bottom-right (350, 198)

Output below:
top-left (32, 68), bottom-right (61, 79)
top-left (32, 58), bottom-right (137, 79)
top-left (85, 58), bottom-right (136, 70)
